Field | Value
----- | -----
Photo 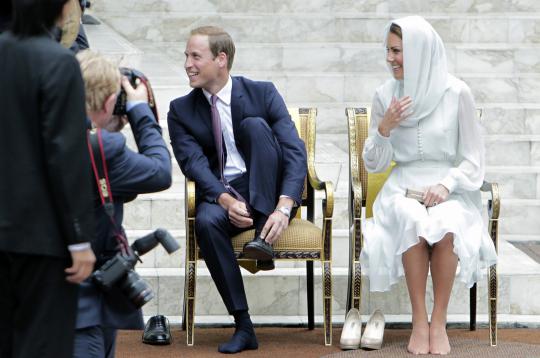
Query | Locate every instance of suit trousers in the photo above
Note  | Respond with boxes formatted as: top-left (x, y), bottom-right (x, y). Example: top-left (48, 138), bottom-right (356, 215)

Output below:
top-left (195, 117), bottom-right (282, 313)
top-left (73, 326), bottom-right (117, 358)
top-left (0, 251), bottom-right (78, 358)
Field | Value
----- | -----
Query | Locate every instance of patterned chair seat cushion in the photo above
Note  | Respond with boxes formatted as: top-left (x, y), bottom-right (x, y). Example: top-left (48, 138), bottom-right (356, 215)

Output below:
top-left (230, 219), bottom-right (323, 252)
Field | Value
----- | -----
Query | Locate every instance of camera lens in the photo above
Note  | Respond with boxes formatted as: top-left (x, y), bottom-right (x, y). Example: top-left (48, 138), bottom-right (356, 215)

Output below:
top-left (120, 270), bottom-right (155, 308)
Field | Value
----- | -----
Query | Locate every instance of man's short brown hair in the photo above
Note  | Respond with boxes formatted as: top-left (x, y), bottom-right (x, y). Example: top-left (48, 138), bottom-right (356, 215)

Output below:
top-left (76, 50), bottom-right (121, 113)
top-left (190, 26), bottom-right (235, 71)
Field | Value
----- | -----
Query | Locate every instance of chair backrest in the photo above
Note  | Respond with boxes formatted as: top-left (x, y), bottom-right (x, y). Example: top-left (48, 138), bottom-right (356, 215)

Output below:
top-left (347, 107), bottom-right (483, 218)
top-left (288, 107), bottom-right (317, 217)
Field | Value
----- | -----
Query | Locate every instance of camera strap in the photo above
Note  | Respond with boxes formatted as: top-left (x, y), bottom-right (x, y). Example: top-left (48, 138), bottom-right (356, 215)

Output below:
top-left (87, 128), bottom-right (130, 255)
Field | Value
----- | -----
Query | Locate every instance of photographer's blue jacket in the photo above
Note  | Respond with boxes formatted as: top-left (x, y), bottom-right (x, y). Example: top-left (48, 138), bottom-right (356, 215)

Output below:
top-left (76, 103), bottom-right (172, 330)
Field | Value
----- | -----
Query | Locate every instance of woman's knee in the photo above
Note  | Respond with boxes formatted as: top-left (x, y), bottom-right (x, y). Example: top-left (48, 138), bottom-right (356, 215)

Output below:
top-left (435, 233), bottom-right (454, 249)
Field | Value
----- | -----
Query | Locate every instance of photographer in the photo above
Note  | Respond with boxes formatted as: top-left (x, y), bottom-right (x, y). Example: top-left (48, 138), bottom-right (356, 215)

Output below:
top-left (74, 50), bottom-right (172, 358)
top-left (1, 1), bottom-right (96, 357)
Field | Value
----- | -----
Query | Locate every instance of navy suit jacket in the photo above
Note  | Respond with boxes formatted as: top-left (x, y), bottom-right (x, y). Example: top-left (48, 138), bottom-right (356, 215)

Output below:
top-left (168, 76), bottom-right (307, 206)
top-left (76, 104), bottom-right (172, 330)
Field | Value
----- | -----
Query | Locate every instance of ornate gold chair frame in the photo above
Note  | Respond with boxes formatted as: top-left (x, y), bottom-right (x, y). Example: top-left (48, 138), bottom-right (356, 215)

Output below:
top-left (345, 107), bottom-right (500, 346)
top-left (182, 108), bottom-right (334, 346)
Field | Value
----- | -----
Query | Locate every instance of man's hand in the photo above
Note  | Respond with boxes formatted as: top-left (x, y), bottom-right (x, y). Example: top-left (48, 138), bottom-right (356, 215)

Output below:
top-left (423, 184), bottom-right (449, 208)
top-left (65, 248), bottom-right (96, 284)
top-left (260, 197), bottom-right (294, 244)
top-left (122, 76), bottom-right (148, 103)
top-left (218, 192), bottom-right (253, 228)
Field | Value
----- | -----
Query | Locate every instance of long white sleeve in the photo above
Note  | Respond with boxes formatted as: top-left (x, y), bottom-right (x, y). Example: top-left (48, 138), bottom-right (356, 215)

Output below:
top-left (362, 92), bottom-right (394, 173)
top-left (439, 84), bottom-right (485, 193)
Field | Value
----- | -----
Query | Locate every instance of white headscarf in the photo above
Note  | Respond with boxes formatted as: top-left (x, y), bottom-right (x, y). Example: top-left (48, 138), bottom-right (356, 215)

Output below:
top-left (380, 16), bottom-right (450, 127)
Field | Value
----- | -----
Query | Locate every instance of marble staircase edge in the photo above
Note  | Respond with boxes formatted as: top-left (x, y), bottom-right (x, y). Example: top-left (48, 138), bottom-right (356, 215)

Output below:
top-left (143, 314), bottom-right (540, 327)
top-left (94, 11), bottom-right (540, 20)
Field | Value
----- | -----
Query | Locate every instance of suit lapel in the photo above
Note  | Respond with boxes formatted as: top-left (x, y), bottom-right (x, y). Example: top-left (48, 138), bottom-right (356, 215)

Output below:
top-left (195, 89), bottom-right (213, 133)
top-left (230, 77), bottom-right (245, 143)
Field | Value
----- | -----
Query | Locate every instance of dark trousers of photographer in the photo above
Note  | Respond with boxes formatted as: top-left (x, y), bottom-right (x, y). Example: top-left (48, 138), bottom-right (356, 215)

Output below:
top-left (0, 252), bottom-right (78, 358)
top-left (73, 322), bottom-right (116, 358)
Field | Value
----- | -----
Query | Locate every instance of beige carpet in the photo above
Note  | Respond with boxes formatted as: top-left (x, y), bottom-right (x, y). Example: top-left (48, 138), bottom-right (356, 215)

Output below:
top-left (323, 337), bottom-right (540, 357)
top-left (116, 328), bottom-right (540, 358)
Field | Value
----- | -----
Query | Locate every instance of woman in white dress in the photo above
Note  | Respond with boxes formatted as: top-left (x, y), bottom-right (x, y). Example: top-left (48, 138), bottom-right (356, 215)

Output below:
top-left (361, 16), bottom-right (498, 355)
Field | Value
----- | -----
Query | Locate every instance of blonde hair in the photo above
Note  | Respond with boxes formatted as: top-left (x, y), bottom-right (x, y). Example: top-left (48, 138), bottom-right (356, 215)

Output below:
top-left (76, 50), bottom-right (121, 112)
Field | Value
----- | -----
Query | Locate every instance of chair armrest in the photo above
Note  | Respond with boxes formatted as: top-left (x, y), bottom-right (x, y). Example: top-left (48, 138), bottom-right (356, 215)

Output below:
top-left (307, 165), bottom-right (334, 219)
top-left (185, 179), bottom-right (196, 219)
top-left (480, 180), bottom-right (500, 252)
top-left (350, 173), bottom-right (363, 223)
top-left (480, 180), bottom-right (500, 221)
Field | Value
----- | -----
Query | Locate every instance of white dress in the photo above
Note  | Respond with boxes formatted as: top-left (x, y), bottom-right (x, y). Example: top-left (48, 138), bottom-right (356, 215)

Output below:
top-left (361, 75), bottom-right (498, 292)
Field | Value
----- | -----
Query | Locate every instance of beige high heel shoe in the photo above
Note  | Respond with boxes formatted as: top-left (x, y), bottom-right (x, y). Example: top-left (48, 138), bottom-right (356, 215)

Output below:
top-left (361, 309), bottom-right (385, 350)
top-left (340, 308), bottom-right (362, 350)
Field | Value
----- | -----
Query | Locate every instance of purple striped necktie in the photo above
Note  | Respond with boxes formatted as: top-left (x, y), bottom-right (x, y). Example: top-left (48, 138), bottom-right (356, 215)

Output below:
top-left (210, 95), bottom-right (250, 212)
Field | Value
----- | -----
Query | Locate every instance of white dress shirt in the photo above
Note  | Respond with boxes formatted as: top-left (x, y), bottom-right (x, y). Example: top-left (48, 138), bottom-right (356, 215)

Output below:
top-left (203, 77), bottom-right (247, 182)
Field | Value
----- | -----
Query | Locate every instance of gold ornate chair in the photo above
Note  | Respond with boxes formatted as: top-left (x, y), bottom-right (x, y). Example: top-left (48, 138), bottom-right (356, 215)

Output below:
top-left (182, 108), bottom-right (334, 346)
top-left (345, 107), bottom-right (500, 346)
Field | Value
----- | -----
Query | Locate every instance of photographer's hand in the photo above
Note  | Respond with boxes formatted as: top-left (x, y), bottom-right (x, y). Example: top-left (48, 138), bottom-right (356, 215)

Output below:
top-left (122, 76), bottom-right (148, 103)
top-left (65, 248), bottom-right (96, 284)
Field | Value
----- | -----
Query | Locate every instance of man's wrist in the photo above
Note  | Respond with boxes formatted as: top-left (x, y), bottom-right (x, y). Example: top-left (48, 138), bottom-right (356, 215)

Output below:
top-left (217, 192), bottom-right (236, 209)
top-left (274, 206), bottom-right (291, 218)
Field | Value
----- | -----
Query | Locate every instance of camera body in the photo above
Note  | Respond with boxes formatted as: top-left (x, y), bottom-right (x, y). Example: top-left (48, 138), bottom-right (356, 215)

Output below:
top-left (92, 228), bottom-right (179, 308)
top-left (113, 67), bottom-right (159, 121)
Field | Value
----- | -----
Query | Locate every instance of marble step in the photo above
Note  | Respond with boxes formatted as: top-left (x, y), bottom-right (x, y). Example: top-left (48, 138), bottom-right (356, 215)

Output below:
top-left (122, 188), bottom-right (540, 235)
top-left (91, 0), bottom-right (540, 15)
top-left (125, 121), bottom-right (540, 172)
top-left (126, 228), bottom-right (351, 269)
top-left (146, 314), bottom-right (540, 328)
top-left (138, 41), bottom-right (540, 76)
top-left (135, 240), bottom-right (539, 318)
top-left (125, 229), bottom-right (540, 270)
top-left (125, 94), bottom-right (540, 136)
top-left (140, 74), bottom-right (540, 120)
top-left (125, 229), bottom-right (539, 269)
top-left (160, 164), bottom-right (540, 201)
top-left (94, 12), bottom-right (540, 45)
top-left (502, 234), bottom-right (540, 242)
top-left (155, 164), bottom-right (540, 201)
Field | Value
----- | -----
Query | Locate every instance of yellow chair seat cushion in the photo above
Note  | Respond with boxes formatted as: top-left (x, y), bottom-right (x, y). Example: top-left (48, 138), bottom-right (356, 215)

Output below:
top-left (231, 219), bottom-right (323, 252)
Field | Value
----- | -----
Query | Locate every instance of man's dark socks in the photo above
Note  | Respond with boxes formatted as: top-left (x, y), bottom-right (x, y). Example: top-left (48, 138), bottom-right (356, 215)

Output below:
top-left (218, 310), bottom-right (258, 354)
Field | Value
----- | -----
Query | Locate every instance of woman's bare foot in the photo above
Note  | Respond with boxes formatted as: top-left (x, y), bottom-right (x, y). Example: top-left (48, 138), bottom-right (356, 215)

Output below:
top-left (429, 324), bottom-right (450, 355)
top-left (407, 322), bottom-right (429, 354)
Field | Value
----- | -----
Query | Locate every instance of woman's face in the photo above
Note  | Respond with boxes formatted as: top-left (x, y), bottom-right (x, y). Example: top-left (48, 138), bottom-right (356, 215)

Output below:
top-left (386, 32), bottom-right (403, 80)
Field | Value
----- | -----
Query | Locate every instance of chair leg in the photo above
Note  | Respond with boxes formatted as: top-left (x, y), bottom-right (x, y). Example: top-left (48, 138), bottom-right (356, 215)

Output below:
top-left (185, 261), bottom-right (196, 346)
top-left (182, 280), bottom-right (187, 331)
top-left (488, 264), bottom-right (498, 346)
top-left (469, 283), bottom-right (477, 331)
top-left (323, 260), bottom-right (332, 346)
top-left (307, 261), bottom-right (314, 330)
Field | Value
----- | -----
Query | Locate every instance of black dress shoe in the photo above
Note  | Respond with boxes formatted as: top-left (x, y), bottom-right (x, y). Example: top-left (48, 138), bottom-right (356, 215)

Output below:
top-left (242, 236), bottom-right (273, 260)
top-left (142, 315), bottom-right (171, 345)
top-left (256, 259), bottom-right (275, 271)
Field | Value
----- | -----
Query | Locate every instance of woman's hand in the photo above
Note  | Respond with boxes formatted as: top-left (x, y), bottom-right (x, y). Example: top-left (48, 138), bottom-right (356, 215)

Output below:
top-left (423, 184), bottom-right (449, 207)
top-left (378, 96), bottom-right (413, 137)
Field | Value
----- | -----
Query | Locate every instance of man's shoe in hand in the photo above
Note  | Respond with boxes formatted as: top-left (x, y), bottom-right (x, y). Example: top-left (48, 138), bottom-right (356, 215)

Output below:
top-left (256, 259), bottom-right (275, 271)
top-left (242, 236), bottom-right (273, 261)
top-left (142, 315), bottom-right (171, 345)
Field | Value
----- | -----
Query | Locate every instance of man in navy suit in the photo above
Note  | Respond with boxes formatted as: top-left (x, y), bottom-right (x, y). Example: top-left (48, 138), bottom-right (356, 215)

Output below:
top-left (168, 26), bottom-right (307, 353)
top-left (74, 50), bottom-right (172, 358)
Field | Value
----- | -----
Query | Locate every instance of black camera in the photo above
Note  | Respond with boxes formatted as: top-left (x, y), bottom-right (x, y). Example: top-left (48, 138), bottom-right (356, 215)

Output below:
top-left (92, 228), bottom-right (179, 308)
top-left (113, 67), bottom-right (159, 121)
